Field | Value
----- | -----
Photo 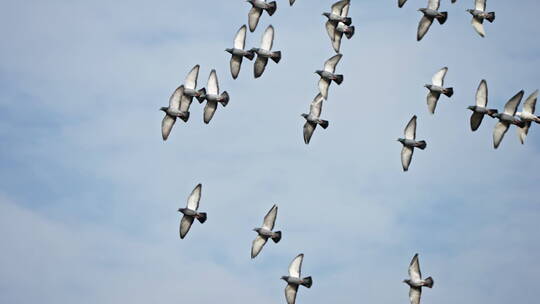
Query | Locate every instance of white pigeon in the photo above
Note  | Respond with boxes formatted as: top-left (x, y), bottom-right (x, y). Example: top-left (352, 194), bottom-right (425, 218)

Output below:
top-left (417, 0), bottom-right (448, 41)
top-left (403, 254), bottom-right (434, 304)
top-left (467, 79), bottom-right (498, 131)
top-left (160, 85), bottom-right (187, 141)
top-left (398, 116), bottom-right (427, 172)
top-left (425, 67), bottom-right (454, 114)
top-left (180, 65), bottom-right (206, 111)
top-left (516, 90), bottom-right (539, 144)
top-left (325, 0), bottom-right (354, 53)
top-left (178, 184), bottom-right (207, 239)
top-left (251, 204), bottom-right (282, 259)
top-left (467, 0), bottom-right (495, 38)
top-left (225, 25), bottom-right (255, 79)
top-left (281, 254), bottom-right (313, 304)
top-left (302, 93), bottom-right (329, 144)
top-left (199, 70), bottom-right (229, 124)
top-left (250, 25), bottom-right (282, 78)
top-left (247, 0), bottom-right (277, 32)
top-left (316, 54), bottom-right (344, 100)
top-left (492, 90), bottom-right (525, 149)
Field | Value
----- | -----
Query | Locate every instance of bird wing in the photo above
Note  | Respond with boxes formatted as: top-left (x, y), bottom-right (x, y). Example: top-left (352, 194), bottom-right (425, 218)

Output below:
top-left (303, 122), bottom-right (316, 145)
top-left (427, 0), bottom-right (440, 10)
top-left (401, 146), bottom-right (414, 172)
top-left (471, 17), bottom-right (486, 37)
top-left (318, 78), bottom-right (331, 100)
top-left (248, 7), bottom-right (262, 32)
top-left (169, 85), bottom-right (184, 111)
top-left (285, 284), bottom-right (299, 304)
top-left (207, 69), bottom-right (219, 95)
top-left (331, 0), bottom-right (349, 15)
top-left (161, 115), bottom-right (176, 141)
top-left (476, 79), bottom-right (488, 107)
top-left (417, 16), bottom-right (434, 41)
top-left (493, 121), bottom-right (510, 149)
top-left (288, 254), bottom-right (304, 277)
top-left (186, 183), bottom-right (202, 210)
top-left (341, 2), bottom-right (350, 17)
top-left (310, 93), bottom-right (324, 118)
top-left (261, 25), bottom-right (275, 51)
top-left (251, 235), bottom-right (268, 259)
top-left (431, 67), bottom-right (448, 87)
top-left (179, 95), bottom-right (193, 114)
top-left (325, 21), bottom-right (337, 42)
top-left (179, 215), bottom-right (194, 239)
top-left (517, 122), bottom-right (531, 145)
top-left (398, 0), bottom-right (408, 8)
top-left (408, 253), bottom-right (422, 281)
top-left (523, 90), bottom-right (539, 114)
top-left (427, 92), bottom-right (440, 114)
top-left (332, 31), bottom-right (343, 53)
top-left (184, 65), bottom-right (199, 90)
top-left (234, 25), bottom-right (247, 50)
top-left (470, 112), bottom-right (485, 131)
top-left (204, 101), bottom-right (218, 124)
top-left (503, 90), bottom-right (525, 115)
top-left (230, 55), bottom-right (243, 80)
top-left (254, 56), bottom-right (269, 78)
top-left (324, 54), bottom-right (342, 73)
top-left (409, 287), bottom-right (422, 304)
top-left (475, 0), bottom-right (486, 11)
top-left (262, 204), bottom-right (278, 230)
top-left (404, 115), bottom-right (417, 140)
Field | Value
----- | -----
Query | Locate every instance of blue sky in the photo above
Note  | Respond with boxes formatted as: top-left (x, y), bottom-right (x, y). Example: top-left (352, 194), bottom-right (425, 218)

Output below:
top-left (1, 0), bottom-right (539, 303)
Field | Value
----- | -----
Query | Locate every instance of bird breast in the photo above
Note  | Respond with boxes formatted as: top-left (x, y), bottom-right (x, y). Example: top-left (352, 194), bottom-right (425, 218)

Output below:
top-left (181, 208), bottom-right (198, 216)
top-left (258, 228), bottom-right (274, 237)
top-left (184, 88), bottom-right (199, 96)
top-left (423, 9), bottom-right (440, 18)
top-left (257, 49), bottom-right (273, 57)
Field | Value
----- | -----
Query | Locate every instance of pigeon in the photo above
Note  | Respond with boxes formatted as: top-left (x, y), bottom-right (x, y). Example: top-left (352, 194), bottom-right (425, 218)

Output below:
top-left (325, 1), bottom-right (354, 53)
top-left (251, 204), bottom-right (282, 259)
top-left (398, 115), bottom-right (427, 172)
top-left (425, 67), bottom-right (454, 114)
top-left (399, 0), bottom-right (456, 8)
top-left (467, 0), bottom-right (495, 37)
top-left (302, 93), bottom-right (329, 144)
top-left (178, 184), bottom-right (207, 239)
top-left (403, 253), bottom-right (434, 304)
top-left (226, 25), bottom-right (255, 79)
top-left (250, 25), bottom-right (282, 78)
top-left (161, 85), bottom-right (188, 141)
top-left (316, 54), bottom-right (344, 100)
top-left (281, 254), bottom-right (313, 304)
top-left (467, 79), bottom-right (498, 131)
top-left (516, 90), bottom-right (539, 144)
top-left (179, 65), bottom-right (206, 114)
top-left (199, 70), bottom-right (229, 124)
top-left (417, 0), bottom-right (448, 41)
top-left (492, 90), bottom-right (525, 149)
top-left (247, 0), bottom-right (277, 32)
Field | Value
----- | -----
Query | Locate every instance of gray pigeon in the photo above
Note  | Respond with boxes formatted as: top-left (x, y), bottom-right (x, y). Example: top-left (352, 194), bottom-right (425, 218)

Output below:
top-left (316, 54), bottom-right (344, 100)
top-left (161, 85), bottom-right (188, 141)
top-left (179, 65), bottom-right (206, 115)
top-left (281, 254), bottom-right (313, 304)
top-left (398, 115), bottom-right (427, 172)
top-left (199, 70), bottom-right (229, 124)
top-left (324, 1), bottom-right (354, 53)
top-left (399, 0), bottom-right (456, 8)
top-left (251, 204), bottom-right (282, 259)
top-left (247, 0), bottom-right (277, 32)
top-left (403, 254), bottom-right (434, 304)
top-left (467, 0), bottom-right (495, 38)
top-left (250, 25), bottom-right (282, 78)
top-left (425, 67), bottom-right (454, 114)
top-left (417, 0), bottom-right (448, 41)
top-left (302, 93), bottom-right (329, 144)
top-left (516, 90), bottom-right (539, 144)
top-left (226, 25), bottom-right (255, 79)
top-left (178, 184), bottom-right (207, 239)
top-left (467, 79), bottom-right (498, 131)
top-left (492, 90), bottom-right (525, 149)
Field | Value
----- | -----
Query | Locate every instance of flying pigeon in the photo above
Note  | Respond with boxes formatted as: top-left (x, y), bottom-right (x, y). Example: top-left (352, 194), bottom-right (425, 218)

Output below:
top-left (316, 54), bottom-right (344, 100)
top-left (398, 115), bottom-right (427, 172)
top-left (425, 67), bottom-right (454, 114)
top-left (281, 254), bottom-right (313, 304)
top-left (250, 25), bottom-right (282, 78)
top-left (324, 0), bottom-right (354, 53)
top-left (226, 25), bottom-right (255, 79)
top-left (467, 79), bottom-right (498, 131)
top-left (179, 65), bottom-right (206, 114)
top-left (302, 93), bottom-right (329, 144)
top-left (178, 184), bottom-right (207, 239)
top-left (516, 90), bottom-right (539, 144)
top-left (492, 90), bottom-right (525, 149)
top-left (161, 85), bottom-right (188, 141)
top-left (247, 0), bottom-right (277, 32)
top-left (251, 204), bottom-right (282, 259)
top-left (467, 0), bottom-right (495, 37)
top-left (399, 0), bottom-right (456, 8)
top-left (417, 0), bottom-right (448, 41)
top-left (403, 254), bottom-right (434, 304)
top-left (199, 70), bottom-right (229, 124)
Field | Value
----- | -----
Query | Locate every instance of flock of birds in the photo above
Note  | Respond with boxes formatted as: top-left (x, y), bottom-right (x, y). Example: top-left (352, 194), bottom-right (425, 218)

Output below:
top-left (158, 1), bottom-right (539, 304)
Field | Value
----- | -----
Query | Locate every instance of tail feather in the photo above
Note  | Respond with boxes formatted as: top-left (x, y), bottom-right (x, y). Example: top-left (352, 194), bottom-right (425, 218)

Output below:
top-left (486, 12), bottom-right (495, 23)
top-left (266, 1), bottom-right (277, 16)
top-left (179, 111), bottom-right (190, 123)
top-left (418, 140), bottom-right (427, 150)
top-left (197, 212), bottom-right (207, 224)
top-left (343, 17), bottom-right (352, 26)
top-left (271, 51), bottom-right (281, 63)
top-left (319, 120), bottom-right (329, 129)
top-left (302, 276), bottom-right (313, 288)
top-left (333, 74), bottom-right (344, 85)
top-left (345, 26), bottom-right (355, 39)
top-left (487, 109), bottom-right (499, 117)
top-left (219, 91), bottom-right (229, 107)
top-left (244, 51), bottom-right (255, 61)
top-left (443, 87), bottom-right (454, 98)
top-left (424, 277), bottom-right (434, 288)
top-left (271, 231), bottom-right (282, 243)
top-left (437, 12), bottom-right (448, 25)
top-left (196, 88), bottom-right (206, 103)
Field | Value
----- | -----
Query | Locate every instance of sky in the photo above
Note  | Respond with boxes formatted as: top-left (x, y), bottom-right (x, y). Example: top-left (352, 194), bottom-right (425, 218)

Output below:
top-left (0, 0), bottom-right (539, 303)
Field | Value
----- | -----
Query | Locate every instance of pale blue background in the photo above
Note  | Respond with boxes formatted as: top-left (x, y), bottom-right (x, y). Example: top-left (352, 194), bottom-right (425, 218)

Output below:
top-left (1, 0), bottom-right (539, 303)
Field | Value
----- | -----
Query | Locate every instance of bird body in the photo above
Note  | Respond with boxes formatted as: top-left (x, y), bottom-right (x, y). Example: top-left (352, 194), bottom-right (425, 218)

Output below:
top-left (200, 70), bottom-right (229, 124)
top-left (251, 205), bottom-right (281, 259)
top-left (325, 0), bottom-right (353, 53)
top-left (316, 54), bottom-right (343, 99)
top-left (417, 1), bottom-right (448, 41)
top-left (425, 67), bottom-right (453, 114)
top-left (403, 254), bottom-right (434, 304)
top-left (467, 0), bottom-right (495, 37)
top-left (247, 0), bottom-right (277, 32)
top-left (468, 80), bottom-right (498, 131)
top-left (302, 94), bottom-right (329, 144)
top-left (493, 90), bottom-right (525, 149)
top-left (398, 115), bottom-right (426, 171)
top-left (178, 184), bottom-right (207, 239)
top-left (251, 25), bottom-right (281, 78)
top-left (281, 254), bottom-right (312, 304)
top-left (226, 25), bottom-right (255, 79)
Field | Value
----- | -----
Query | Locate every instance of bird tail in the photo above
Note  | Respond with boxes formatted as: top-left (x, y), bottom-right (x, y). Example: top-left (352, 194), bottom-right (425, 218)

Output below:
top-left (417, 140), bottom-right (427, 150)
top-left (345, 26), bottom-right (355, 39)
top-left (343, 17), bottom-right (352, 26)
top-left (487, 109), bottom-right (499, 117)
top-left (244, 51), bottom-right (255, 61)
top-left (486, 12), bottom-right (495, 23)
top-left (424, 277), bottom-right (434, 288)
top-left (534, 116), bottom-right (540, 124)
top-left (319, 120), bottom-right (329, 129)
top-left (219, 91), bottom-right (229, 107)
top-left (266, 1), bottom-right (277, 16)
top-left (443, 87), bottom-right (454, 98)
top-left (302, 277), bottom-right (313, 288)
top-left (179, 111), bottom-right (190, 123)
top-left (271, 51), bottom-right (281, 63)
top-left (196, 88), bottom-right (206, 103)
top-left (271, 231), bottom-right (282, 243)
top-left (437, 12), bottom-right (448, 25)
top-left (196, 212), bottom-right (207, 224)
top-left (333, 74), bottom-right (344, 85)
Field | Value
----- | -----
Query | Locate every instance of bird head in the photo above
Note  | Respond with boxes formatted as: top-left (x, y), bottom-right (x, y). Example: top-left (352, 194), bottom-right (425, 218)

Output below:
top-left (280, 276), bottom-right (289, 281)
top-left (322, 12), bottom-right (330, 18)
top-left (160, 107), bottom-right (168, 112)
top-left (466, 9), bottom-right (474, 14)
top-left (418, 8), bottom-right (426, 13)
top-left (403, 279), bottom-right (410, 284)
top-left (301, 113), bottom-right (308, 119)
top-left (178, 208), bottom-right (185, 213)
top-left (397, 138), bottom-right (405, 144)
top-left (253, 228), bottom-right (261, 233)
top-left (225, 48), bottom-right (233, 54)
top-left (467, 105), bottom-right (475, 111)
